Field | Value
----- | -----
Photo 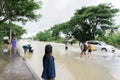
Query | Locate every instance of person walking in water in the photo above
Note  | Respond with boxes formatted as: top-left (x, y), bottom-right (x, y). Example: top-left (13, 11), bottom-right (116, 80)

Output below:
top-left (41, 44), bottom-right (56, 80)
top-left (80, 42), bottom-right (88, 59)
top-left (87, 42), bottom-right (94, 58)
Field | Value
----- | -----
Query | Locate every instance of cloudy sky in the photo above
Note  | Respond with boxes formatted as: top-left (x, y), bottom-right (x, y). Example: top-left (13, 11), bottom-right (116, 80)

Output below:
top-left (20, 0), bottom-right (120, 37)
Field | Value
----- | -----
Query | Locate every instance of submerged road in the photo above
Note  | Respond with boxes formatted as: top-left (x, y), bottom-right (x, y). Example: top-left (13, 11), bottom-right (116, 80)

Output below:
top-left (17, 40), bottom-right (120, 80)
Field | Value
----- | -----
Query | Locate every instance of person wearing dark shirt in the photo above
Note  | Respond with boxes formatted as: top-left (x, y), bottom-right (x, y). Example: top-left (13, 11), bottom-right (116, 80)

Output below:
top-left (41, 44), bottom-right (56, 80)
top-left (22, 45), bottom-right (28, 55)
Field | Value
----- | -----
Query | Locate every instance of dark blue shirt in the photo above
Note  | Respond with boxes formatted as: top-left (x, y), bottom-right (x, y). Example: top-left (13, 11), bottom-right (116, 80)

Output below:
top-left (41, 55), bottom-right (56, 79)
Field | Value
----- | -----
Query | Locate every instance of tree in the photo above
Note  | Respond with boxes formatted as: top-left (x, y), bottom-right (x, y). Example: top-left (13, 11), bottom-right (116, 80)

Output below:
top-left (35, 29), bottom-right (53, 41)
top-left (0, 22), bottom-right (26, 39)
top-left (51, 22), bottom-right (73, 40)
top-left (0, 0), bottom-right (41, 24)
top-left (10, 23), bottom-right (27, 39)
top-left (69, 3), bottom-right (119, 42)
top-left (109, 25), bottom-right (120, 35)
top-left (51, 24), bottom-right (61, 40)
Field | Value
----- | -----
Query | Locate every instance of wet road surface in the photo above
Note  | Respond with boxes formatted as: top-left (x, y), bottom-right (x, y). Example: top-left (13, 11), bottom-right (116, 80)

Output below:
top-left (17, 40), bottom-right (120, 80)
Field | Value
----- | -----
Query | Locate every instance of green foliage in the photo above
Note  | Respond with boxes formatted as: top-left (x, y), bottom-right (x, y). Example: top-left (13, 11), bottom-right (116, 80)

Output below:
top-left (51, 22), bottom-right (73, 40)
top-left (96, 33), bottom-right (120, 48)
top-left (34, 29), bottom-right (65, 43)
top-left (0, 0), bottom-right (42, 23)
top-left (34, 3), bottom-right (120, 44)
top-left (57, 38), bottom-right (65, 43)
top-left (35, 30), bottom-right (53, 41)
top-left (10, 23), bottom-right (27, 39)
top-left (114, 35), bottom-right (120, 48)
top-left (49, 3), bottom-right (119, 43)
top-left (51, 24), bottom-right (61, 40)
top-left (0, 22), bottom-right (26, 39)
top-left (69, 3), bottom-right (119, 42)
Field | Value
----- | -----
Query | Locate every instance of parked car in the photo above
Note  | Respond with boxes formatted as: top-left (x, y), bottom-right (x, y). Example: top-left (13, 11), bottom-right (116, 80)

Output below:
top-left (86, 41), bottom-right (115, 53)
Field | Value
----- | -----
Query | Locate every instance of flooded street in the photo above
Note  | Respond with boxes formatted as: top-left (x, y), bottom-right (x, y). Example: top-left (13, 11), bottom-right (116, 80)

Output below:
top-left (17, 40), bottom-right (120, 80)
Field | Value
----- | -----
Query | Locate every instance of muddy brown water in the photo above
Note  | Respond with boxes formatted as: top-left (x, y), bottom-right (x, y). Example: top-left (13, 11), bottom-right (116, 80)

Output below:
top-left (17, 40), bottom-right (120, 80)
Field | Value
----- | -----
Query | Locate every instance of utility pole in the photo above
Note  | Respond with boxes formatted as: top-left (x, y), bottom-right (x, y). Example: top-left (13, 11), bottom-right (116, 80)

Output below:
top-left (4, 0), bottom-right (12, 56)
top-left (9, 22), bottom-right (12, 43)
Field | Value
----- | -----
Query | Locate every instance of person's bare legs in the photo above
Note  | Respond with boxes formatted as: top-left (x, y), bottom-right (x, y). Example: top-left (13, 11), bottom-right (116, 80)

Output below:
top-left (84, 52), bottom-right (87, 60)
top-left (88, 52), bottom-right (92, 59)
top-left (80, 52), bottom-right (83, 58)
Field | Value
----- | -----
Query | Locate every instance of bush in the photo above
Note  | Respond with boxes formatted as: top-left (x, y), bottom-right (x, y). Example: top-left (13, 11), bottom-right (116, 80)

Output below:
top-left (57, 38), bottom-right (65, 43)
top-left (96, 33), bottom-right (120, 48)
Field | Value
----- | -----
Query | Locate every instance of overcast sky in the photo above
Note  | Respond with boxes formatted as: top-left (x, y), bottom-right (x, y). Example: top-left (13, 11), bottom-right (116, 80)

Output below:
top-left (20, 0), bottom-right (120, 37)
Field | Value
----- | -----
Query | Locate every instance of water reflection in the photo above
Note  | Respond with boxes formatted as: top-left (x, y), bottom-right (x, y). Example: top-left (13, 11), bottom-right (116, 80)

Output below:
top-left (12, 52), bottom-right (17, 60)
top-left (23, 53), bottom-right (33, 60)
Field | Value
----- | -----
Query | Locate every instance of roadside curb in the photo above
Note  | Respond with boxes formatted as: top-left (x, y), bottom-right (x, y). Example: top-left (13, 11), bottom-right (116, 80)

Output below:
top-left (23, 58), bottom-right (40, 80)
top-left (17, 51), bottom-right (40, 80)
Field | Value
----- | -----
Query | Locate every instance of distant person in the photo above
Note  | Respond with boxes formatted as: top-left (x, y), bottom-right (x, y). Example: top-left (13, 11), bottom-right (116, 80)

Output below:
top-left (87, 42), bottom-right (94, 58)
top-left (41, 44), bottom-right (56, 80)
top-left (80, 42), bottom-right (88, 59)
top-left (12, 39), bottom-right (17, 59)
top-left (28, 44), bottom-right (34, 53)
top-left (12, 39), bottom-right (17, 53)
top-left (65, 41), bottom-right (68, 50)
top-left (22, 45), bottom-right (28, 55)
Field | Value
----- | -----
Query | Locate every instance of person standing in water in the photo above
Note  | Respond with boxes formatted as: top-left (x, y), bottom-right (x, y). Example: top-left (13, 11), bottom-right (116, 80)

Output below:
top-left (65, 41), bottom-right (68, 50)
top-left (41, 44), bottom-right (56, 80)
top-left (12, 39), bottom-right (17, 52)
top-left (12, 39), bottom-right (17, 59)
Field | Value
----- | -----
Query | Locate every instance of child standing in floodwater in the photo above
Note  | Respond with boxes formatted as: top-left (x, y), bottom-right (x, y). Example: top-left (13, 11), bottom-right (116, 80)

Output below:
top-left (41, 44), bottom-right (56, 80)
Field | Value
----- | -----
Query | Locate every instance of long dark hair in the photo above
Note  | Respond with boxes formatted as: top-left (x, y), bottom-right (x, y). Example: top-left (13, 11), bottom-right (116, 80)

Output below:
top-left (43, 44), bottom-right (52, 60)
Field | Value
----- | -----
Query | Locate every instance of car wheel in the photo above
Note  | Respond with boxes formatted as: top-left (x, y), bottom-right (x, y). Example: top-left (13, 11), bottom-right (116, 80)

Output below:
top-left (101, 48), bottom-right (107, 52)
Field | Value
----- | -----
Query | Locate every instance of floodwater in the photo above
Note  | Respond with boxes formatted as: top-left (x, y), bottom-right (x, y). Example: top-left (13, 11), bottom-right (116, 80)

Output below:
top-left (17, 40), bottom-right (120, 80)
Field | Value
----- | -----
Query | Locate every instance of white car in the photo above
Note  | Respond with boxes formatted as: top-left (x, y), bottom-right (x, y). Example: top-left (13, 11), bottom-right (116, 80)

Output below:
top-left (86, 41), bottom-right (115, 53)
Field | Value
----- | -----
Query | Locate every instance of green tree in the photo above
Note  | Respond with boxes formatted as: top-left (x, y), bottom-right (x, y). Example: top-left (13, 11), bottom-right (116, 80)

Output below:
top-left (109, 25), bottom-right (120, 35)
top-left (51, 24), bottom-right (61, 40)
top-left (10, 23), bottom-right (26, 39)
top-left (69, 3), bottom-right (119, 42)
top-left (0, 0), bottom-right (41, 24)
top-left (35, 29), bottom-right (53, 41)
top-left (0, 23), bottom-right (26, 39)
top-left (35, 28), bottom-right (65, 43)
top-left (51, 22), bottom-right (73, 40)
